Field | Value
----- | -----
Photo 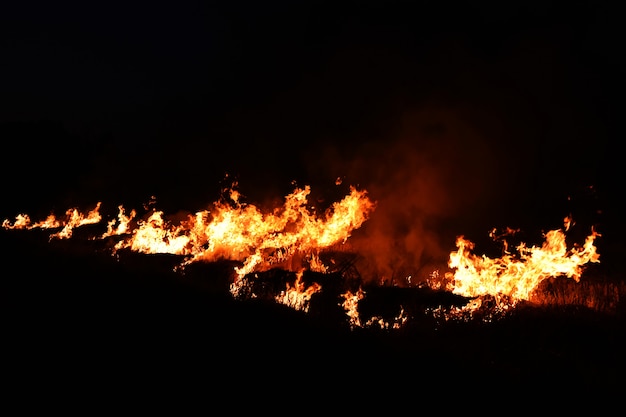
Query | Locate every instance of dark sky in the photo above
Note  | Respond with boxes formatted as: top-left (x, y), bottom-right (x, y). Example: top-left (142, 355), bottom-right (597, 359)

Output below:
top-left (1, 1), bottom-right (623, 273)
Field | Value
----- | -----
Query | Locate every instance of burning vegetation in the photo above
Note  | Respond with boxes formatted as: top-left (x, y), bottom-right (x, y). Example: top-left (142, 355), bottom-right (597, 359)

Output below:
top-left (2, 179), bottom-right (613, 330)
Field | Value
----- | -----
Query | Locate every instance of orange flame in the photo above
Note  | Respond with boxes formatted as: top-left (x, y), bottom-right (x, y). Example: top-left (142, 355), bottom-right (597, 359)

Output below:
top-left (445, 216), bottom-right (600, 304)
top-left (3, 184), bottom-right (376, 279)
top-left (2, 203), bottom-right (103, 239)
top-left (3, 184), bottom-right (604, 325)
top-left (274, 270), bottom-right (322, 312)
top-left (340, 287), bottom-right (366, 329)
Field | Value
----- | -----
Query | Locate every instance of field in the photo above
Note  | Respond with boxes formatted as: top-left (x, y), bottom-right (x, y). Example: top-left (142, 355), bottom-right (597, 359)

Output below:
top-left (3, 228), bottom-right (624, 400)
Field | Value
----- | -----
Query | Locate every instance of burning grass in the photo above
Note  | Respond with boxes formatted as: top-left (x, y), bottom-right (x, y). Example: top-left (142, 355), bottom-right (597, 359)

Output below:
top-left (1, 180), bottom-right (619, 330)
top-left (2, 222), bottom-right (625, 386)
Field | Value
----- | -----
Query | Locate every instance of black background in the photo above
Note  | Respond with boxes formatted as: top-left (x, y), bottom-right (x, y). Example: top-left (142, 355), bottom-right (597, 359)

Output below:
top-left (0, 1), bottom-right (625, 284)
top-left (2, 3), bottom-right (621, 212)
top-left (2, 0), bottom-right (622, 277)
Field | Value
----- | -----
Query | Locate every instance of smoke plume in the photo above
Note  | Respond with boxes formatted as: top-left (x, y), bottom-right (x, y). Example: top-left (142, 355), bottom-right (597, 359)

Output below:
top-left (307, 104), bottom-right (502, 285)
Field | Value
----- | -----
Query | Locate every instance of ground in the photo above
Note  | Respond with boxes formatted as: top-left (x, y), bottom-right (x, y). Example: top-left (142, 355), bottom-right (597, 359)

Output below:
top-left (2, 229), bottom-right (624, 400)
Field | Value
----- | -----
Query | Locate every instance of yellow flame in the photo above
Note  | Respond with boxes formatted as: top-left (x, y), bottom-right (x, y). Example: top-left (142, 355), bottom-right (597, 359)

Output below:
top-left (3, 203), bottom-right (102, 239)
top-left (445, 217), bottom-right (600, 303)
top-left (102, 205), bottom-right (136, 238)
top-left (3, 184), bottom-right (604, 324)
top-left (3, 184), bottom-right (376, 279)
top-left (340, 287), bottom-right (366, 329)
top-left (50, 203), bottom-right (103, 239)
top-left (275, 271), bottom-right (322, 312)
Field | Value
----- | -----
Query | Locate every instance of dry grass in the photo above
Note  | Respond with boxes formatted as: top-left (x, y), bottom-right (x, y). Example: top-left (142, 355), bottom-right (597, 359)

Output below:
top-left (530, 275), bottom-right (626, 316)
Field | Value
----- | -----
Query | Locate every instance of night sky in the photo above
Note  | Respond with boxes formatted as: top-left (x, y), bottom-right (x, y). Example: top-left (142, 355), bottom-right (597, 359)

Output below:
top-left (1, 1), bottom-right (623, 273)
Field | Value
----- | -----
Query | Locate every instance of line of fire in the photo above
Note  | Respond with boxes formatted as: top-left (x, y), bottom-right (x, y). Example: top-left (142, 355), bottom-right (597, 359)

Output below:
top-left (4, 176), bottom-right (620, 333)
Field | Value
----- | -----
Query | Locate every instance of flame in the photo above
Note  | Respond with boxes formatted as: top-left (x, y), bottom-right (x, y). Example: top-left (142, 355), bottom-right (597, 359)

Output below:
top-left (3, 184), bottom-right (376, 279)
top-left (3, 182), bottom-right (605, 326)
top-left (340, 287), bottom-right (366, 329)
top-left (2, 203), bottom-right (103, 239)
top-left (274, 270), bottom-right (322, 312)
top-left (102, 205), bottom-right (136, 237)
top-left (444, 216), bottom-right (601, 306)
top-left (119, 184), bottom-right (375, 280)
top-left (364, 307), bottom-right (409, 330)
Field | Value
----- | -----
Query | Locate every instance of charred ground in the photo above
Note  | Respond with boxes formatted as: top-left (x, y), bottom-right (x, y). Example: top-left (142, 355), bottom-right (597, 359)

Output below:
top-left (2, 227), bottom-right (625, 393)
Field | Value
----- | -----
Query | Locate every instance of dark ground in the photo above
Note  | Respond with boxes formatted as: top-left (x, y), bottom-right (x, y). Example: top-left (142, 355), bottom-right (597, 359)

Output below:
top-left (2, 228), bottom-right (625, 404)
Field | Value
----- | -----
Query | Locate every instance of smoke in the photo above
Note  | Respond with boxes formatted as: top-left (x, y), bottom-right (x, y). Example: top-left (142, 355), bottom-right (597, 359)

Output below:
top-left (307, 105), bottom-right (502, 285)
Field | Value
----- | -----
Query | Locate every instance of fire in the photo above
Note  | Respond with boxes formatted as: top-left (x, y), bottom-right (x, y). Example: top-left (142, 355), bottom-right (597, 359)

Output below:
top-left (340, 287), bottom-right (366, 329)
top-left (112, 209), bottom-right (191, 255)
top-left (3, 183), bottom-right (376, 280)
top-left (364, 307), bottom-right (409, 330)
top-left (102, 205), bottom-right (136, 237)
top-left (3, 181), bottom-right (605, 326)
top-left (91, 183), bottom-right (376, 277)
top-left (2, 202), bottom-right (103, 239)
top-left (274, 270), bottom-right (322, 312)
top-left (443, 216), bottom-right (601, 306)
